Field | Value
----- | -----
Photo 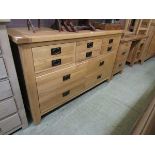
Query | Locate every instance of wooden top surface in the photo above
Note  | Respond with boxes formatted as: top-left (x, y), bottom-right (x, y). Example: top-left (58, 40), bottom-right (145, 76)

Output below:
top-left (7, 27), bottom-right (123, 44)
top-left (121, 34), bottom-right (148, 42)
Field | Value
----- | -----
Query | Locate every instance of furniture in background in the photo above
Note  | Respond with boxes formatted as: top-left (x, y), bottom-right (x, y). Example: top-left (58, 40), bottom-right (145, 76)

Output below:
top-left (112, 39), bottom-right (132, 76)
top-left (8, 27), bottom-right (122, 124)
top-left (0, 21), bottom-right (28, 134)
top-left (141, 20), bottom-right (155, 62)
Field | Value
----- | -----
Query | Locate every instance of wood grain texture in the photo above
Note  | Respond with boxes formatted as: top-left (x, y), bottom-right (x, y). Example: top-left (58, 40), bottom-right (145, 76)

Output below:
top-left (18, 46), bottom-right (41, 124)
top-left (8, 27), bottom-right (123, 44)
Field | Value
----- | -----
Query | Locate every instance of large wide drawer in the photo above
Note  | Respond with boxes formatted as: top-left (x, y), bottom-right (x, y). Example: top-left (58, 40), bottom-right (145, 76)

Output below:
top-left (32, 42), bottom-right (76, 73)
top-left (76, 39), bottom-right (102, 53)
top-left (36, 64), bottom-right (86, 95)
top-left (0, 98), bottom-right (17, 120)
top-left (39, 80), bottom-right (85, 114)
top-left (0, 113), bottom-right (21, 135)
top-left (101, 35), bottom-right (121, 55)
top-left (0, 80), bottom-right (12, 101)
top-left (85, 70), bottom-right (106, 89)
top-left (0, 58), bottom-right (7, 80)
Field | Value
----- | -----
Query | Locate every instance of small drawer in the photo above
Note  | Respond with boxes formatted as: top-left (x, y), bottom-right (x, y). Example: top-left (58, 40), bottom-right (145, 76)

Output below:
top-left (101, 35), bottom-right (121, 55)
top-left (0, 58), bottom-right (7, 80)
top-left (0, 98), bottom-right (17, 120)
top-left (39, 80), bottom-right (85, 114)
top-left (0, 80), bottom-right (12, 101)
top-left (36, 64), bottom-right (86, 95)
top-left (32, 42), bottom-right (75, 73)
top-left (76, 39), bottom-right (102, 53)
top-left (0, 113), bottom-right (21, 135)
top-left (76, 49), bottom-right (100, 62)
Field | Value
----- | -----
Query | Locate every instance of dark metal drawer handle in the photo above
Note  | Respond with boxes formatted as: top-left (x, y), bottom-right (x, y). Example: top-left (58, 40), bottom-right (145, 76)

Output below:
top-left (52, 59), bottom-right (61, 67)
top-left (119, 63), bottom-right (122, 67)
top-left (87, 42), bottom-right (93, 48)
top-left (97, 75), bottom-right (102, 79)
top-left (107, 46), bottom-right (112, 52)
top-left (51, 47), bottom-right (61, 55)
top-left (62, 90), bottom-right (70, 97)
top-left (63, 74), bottom-right (70, 81)
top-left (109, 39), bottom-right (113, 44)
top-left (99, 61), bottom-right (104, 66)
top-left (122, 51), bottom-right (126, 55)
top-left (86, 51), bottom-right (92, 58)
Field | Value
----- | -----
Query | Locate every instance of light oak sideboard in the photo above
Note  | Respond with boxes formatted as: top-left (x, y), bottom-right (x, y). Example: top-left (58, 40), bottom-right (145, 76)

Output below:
top-left (8, 28), bottom-right (123, 124)
top-left (0, 22), bottom-right (28, 134)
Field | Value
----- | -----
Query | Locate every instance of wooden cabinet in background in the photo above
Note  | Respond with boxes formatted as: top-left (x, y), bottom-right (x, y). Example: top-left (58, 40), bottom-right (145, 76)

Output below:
top-left (8, 28), bottom-right (122, 124)
top-left (142, 21), bottom-right (155, 62)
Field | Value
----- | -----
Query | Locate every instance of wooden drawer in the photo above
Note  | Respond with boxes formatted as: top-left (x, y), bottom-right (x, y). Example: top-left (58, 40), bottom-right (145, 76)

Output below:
top-left (119, 41), bottom-right (132, 52)
top-left (0, 113), bottom-right (21, 134)
top-left (76, 49), bottom-right (100, 62)
top-left (86, 53), bottom-right (116, 76)
top-left (76, 39), bottom-right (102, 53)
top-left (85, 53), bottom-right (116, 89)
top-left (85, 70), bottom-right (105, 89)
top-left (32, 42), bottom-right (76, 73)
top-left (0, 48), bottom-right (2, 55)
top-left (39, 80), bottom-right (85, 114)
top-left (113, 60), bottom-right (126, 75)
top-left (0, 98), bottom-right (17, 120)
top-left (86, 56), bottom-right (107, 75)
top-left (116, 42), bottom-right (132, 61)
top-left (36, 64), bottom-right (86, 95)
top-left (101, 35), bottom-right (121, 55)
top-left (0, 80), bottom-right (12, 101)
top-left (0, 58), bottom-right (7, 80)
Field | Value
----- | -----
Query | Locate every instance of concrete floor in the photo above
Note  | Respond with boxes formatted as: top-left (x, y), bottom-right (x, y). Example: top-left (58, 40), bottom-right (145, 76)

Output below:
top-left (14, 57), bottom-right (155, 135)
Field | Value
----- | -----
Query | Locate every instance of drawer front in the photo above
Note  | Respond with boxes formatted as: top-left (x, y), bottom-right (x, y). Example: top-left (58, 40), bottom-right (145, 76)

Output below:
top-left (0, 98), bottom-right (17, 120)
top-left (113, 60), bottom-right (126, 75)
top-left (32, 43), bottom-right (75, 73)
top-left (85, 53), bottom-right (116, 89)
top-left (86, 56), bottom-right (107, 75)
top-left (76, 49), bottom-right (100, 62)
top-left (116, 42), bottom-right (132, 61)
top-left (0, 58), bottom-right (7, 80)
top-left (0, 113), bottom-right (21, 135)
top-left (39, 80), bottom-right (85, 114)
top-left (0, 80), bottom-right (12, 101)
top-left (36, 64), bottom-right (86, 95)
top-left (76, 39), bottom-right (102, 53)
top-left (101, 35), bottom-right (121, 55)
top-left (119, 41), bottom-right (132, 52)
top-left (85, 70), bottom-right (105, 89)
top-left (0, 48), bottom-right (2, 55)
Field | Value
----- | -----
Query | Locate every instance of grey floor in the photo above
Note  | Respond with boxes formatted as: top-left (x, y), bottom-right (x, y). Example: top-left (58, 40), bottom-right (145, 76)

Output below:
top-left (14, 57), bottom-right (155, 135)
